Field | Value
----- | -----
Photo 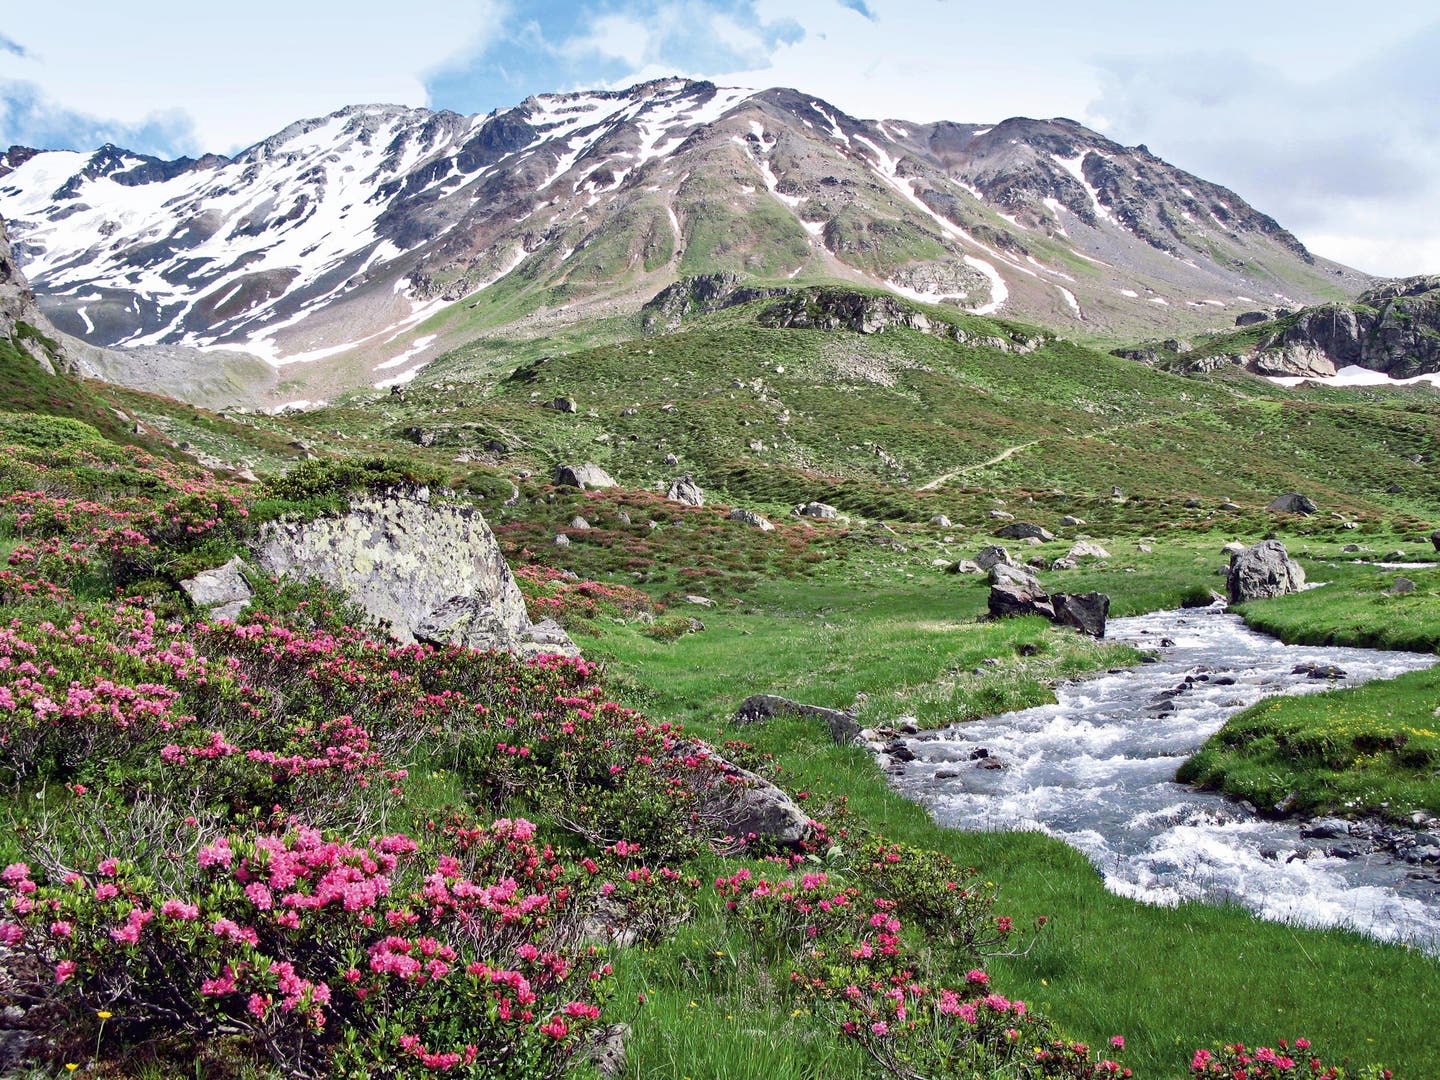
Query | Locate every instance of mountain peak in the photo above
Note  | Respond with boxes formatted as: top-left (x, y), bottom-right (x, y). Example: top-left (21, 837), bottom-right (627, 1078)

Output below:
top-left (0, 78), bottom-right (1368, 398)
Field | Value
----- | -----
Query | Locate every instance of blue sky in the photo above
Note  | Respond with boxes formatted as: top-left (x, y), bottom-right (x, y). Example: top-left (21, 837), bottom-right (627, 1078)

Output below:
top-left (2, 0), bottom-right (1438, 275)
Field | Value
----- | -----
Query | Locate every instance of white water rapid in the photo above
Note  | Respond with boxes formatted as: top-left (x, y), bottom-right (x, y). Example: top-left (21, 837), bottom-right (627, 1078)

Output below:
top-left (893, 605), bottom-right (1440, 950)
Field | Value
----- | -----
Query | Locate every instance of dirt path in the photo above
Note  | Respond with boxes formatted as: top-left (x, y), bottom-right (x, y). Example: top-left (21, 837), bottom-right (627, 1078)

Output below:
top-left (915, 439), bottom-right (1040, 491)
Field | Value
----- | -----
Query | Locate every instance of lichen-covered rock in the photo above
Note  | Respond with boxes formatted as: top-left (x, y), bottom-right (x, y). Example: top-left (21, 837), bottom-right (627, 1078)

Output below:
top-left (1227, 539), bottom-right (1306, 603)
top-left (975, 545), bottom-right (1013, 572)
top-left (258, 489), bottom-right (575, 657)
top-left (179, 555), bottom-right (253, 622)
top-left (795, 501), bottom-right (838, 520)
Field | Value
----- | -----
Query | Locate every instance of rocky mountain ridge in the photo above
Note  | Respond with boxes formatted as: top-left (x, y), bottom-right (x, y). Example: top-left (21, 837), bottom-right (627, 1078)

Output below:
top-left (0, 79), bottom-right (1369, 404)
top-left (1114, 275), bottom-right (1440, 380)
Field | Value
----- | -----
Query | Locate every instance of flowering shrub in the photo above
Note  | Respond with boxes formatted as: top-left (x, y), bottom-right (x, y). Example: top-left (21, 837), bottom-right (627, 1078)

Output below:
top-left (1189, 1040), bottom-right (1392, 1080)
top-left (1, 816), bottom-right (612, 1078)
top-left (513, 565), bottom-right (658, 629)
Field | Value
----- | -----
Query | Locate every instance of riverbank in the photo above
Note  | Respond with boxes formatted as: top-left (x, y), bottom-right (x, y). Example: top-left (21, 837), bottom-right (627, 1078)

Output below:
top-left (588, 582), bottom-right (1440, 1077)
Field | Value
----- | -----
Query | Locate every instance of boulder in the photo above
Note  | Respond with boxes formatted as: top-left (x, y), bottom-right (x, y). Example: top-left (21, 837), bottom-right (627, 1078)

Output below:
top-left (179, 555), bottom-right (253, 621)
top-left (1065, 541), bottom-right (1110, 560)
top-left (1227, 539), bottom-right (1307, 603)
top-left (988, 561), bottom-right (1040, 590)
top-left (732, 694), bottom-right (861, 744)
top-left (553, 463), bottom-right (617, 490)
top-left (996, 521), bottom-right (1055, 542)
top-left (796, 501), bottom-right (839, 519)
top-left (1390, 576), bottom-right (1417, 595)
top-left (988, 579), bottom-right (1054, 621)
top-left (948, 559), bottom-right (984, 575)
top-left (988, 509), bottom-right (1015, 521)
top-left (689, 746), bottom-right (813, 847)
top-left (1431, 529), bottom-right (1440, 552)
top-left (258, 488), bottom-right (575, 657)
top-left (667, 474), bottom-right (704, 507)
top-left (975, 544), bottom-right (1013, 571)
top-left (1052, 592), bottom-right (1110, 637)
top-left (544, 396), bottom-right (578, 413)
top-left (729, 507), bottom-right (775, 531)
top-left (929, 514), bottom-right (952, 528)
top-left (569, 516), bottom-right (590, 530)
top-left (1059, 515), bottom-right (1086, 527)
top-left (1221, 541), bottom-right (1247, 556)
top-left (1268, 492), bottom-right (1318, 515)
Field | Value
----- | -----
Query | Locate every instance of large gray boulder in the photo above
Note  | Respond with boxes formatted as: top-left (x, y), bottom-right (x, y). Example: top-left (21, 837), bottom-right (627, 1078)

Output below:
top-left (1227, 540), bottom-right (1307, 603)
top-left (1053, 592), bottom-right (1110, 637)
top-left (553, 463), bottom-right (617, 490)
top-left (996, 521), bottom-right (1055, 542)
top-left (258, 488), bottom-right (576, 657)
top-left (1431, 528), bottom-right (1440, 552)
top-left (732, 694), bottom-right (861, 744)
top-left (667, 475), bottom-right (704, 507)
top-left (988, 580), bottom-right (1055, 621)
top-left (1065, 540), bottom-right (1110, 560)
top-left (1268, 493), bottom-right (1318, 515)
top-left (179, 555), bottom-right (253, 622)
top-left (687, 745), bottom-right (813, 847)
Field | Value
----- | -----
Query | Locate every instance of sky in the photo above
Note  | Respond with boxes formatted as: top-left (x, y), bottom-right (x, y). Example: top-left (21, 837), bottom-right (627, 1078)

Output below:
top-left (3, 0), bottom-right (1438, 276)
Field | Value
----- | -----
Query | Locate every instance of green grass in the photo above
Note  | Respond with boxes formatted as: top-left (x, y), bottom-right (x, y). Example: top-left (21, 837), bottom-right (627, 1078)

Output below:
top-left (1179, 664), bottom-right (1440, 820)
top-left (1235, 562), bottom-right (1440, 653)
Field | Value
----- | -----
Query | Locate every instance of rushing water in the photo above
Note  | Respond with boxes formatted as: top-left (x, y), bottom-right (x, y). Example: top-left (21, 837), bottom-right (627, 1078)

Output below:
top-left (892, 605), bottom-right (1440, 949)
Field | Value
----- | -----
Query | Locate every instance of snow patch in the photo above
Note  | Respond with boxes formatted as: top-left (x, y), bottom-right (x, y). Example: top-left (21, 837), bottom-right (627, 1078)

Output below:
top-left (1268, 365), bottom-right (1440, 390)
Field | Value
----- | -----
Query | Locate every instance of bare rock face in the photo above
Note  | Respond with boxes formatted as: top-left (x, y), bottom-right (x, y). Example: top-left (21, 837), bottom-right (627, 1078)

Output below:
top-left (257, 488), bottom-right (577, 657)
top-left (1227, 539), bottom-right (1306, 603)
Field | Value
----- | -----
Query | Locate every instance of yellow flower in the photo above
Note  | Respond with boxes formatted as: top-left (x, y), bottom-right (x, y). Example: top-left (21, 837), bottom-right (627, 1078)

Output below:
top-left (97, 1010), bottom-right (112, 1020)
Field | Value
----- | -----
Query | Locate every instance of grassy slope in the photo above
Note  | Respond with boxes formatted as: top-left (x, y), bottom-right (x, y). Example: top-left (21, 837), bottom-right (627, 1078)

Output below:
top-left (5, 298), bottom-right (1440, 1076)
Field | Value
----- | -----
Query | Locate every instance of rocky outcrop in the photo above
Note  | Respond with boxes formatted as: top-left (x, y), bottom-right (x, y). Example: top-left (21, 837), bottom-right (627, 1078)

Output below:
top-left (553, 463), bottom-right (617, 490)
top-left (1052, 592), bottom-right (1110, 637)
top-left (757, 287), bottom-right (1042, 352)
top-left (996, 521), bottom-right (1055, 542)
top-left (667, 475), bottom-right (704, 507)
top-left (257, 488), bottom-right (577, 658)
top-left (795, 501), bottom-right (839, 520)
top-left (1227, 539), bottom-right (1306, 603)
top-left (640, 273), bottom-right (788, 333)
top-left (732, 694), bottom-right (861, 745)
top-left (685, 744), bottom-right (814, 847)
top-left (1268, 493), bottom-right (1317, 515)
top-left (179, 556), bottom-right (253, 622)
top-left (1430, 528), bottom-right (1440, 552)
top-left (1244, 278), bottom-right (1440, 378)
top-left (2, 214), bottom-right (70, 375)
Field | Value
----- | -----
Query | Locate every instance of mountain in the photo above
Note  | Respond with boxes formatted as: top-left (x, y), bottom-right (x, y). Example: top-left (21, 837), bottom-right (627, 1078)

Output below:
top-left (0, 78), bottom-right (1369, 402)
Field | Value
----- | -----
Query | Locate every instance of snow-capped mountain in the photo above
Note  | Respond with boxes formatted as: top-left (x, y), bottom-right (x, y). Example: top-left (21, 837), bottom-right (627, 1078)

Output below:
top-left (0, 78), bottom-right (1368, 398)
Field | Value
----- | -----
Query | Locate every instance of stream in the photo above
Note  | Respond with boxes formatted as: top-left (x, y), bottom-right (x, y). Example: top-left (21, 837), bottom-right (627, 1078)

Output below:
top-left (890, 604), bottom-right (1440, 950)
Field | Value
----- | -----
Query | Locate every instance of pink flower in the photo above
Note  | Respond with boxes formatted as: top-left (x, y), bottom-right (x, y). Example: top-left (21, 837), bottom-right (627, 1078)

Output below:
top-left (97, 858), bottom-right (120, 877)
top-left (160, 899), bottom-right (200, 920)
top-left (870, 1021), bottom-right (889, 1037)
top-left (55, 960), bottom-right (77, 983)
top-left (1111, 1036), bottom-right (1125, 1050)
